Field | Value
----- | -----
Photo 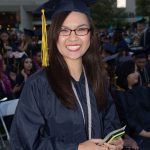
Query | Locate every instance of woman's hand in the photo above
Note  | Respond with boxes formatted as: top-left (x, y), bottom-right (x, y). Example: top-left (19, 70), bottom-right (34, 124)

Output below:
top-left (78, 139), bottom-right (109, 150)
top-left (12, 84), bottom-right (22, 93)
top-left (139, 129), bottom-right (150, 138)
top-left (21, 69), bottom-right (28, 81)
top-left (104, 138), bottom-right (124, 150)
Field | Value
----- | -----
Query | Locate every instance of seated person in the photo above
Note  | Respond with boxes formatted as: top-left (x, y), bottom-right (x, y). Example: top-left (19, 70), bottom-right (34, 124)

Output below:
top-left (114, 60), bottom-right (150, 150)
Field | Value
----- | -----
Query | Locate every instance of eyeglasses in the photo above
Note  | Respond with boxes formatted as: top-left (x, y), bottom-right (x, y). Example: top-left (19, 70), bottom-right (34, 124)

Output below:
top-left (59, 27), bottom-right (91, 36)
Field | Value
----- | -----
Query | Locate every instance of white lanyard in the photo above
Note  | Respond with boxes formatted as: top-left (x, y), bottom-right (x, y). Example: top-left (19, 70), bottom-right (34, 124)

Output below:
top-left (71, 68), bottom-right (92, 139)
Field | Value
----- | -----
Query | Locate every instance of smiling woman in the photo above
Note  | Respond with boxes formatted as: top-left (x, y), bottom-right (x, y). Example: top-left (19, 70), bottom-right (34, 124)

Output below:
top-left (57, 11), bottom-right (91, 64)
top-left (10, 0), bottom-right (123, 150)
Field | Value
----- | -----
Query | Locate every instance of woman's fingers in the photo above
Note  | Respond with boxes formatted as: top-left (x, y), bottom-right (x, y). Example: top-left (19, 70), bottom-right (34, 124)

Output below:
top-left (90, 139), bottom-right (105, 145)
top-left (104, 141), bottom-right (123, 150)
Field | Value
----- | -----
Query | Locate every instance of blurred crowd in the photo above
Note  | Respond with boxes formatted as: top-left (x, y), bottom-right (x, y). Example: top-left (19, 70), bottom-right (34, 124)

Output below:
top-left (100, 18), bottom-right (150, 149)
top-left (0, 17), bottom-right (150, 149)
top-left (0, 28), bottom-right (42, 100)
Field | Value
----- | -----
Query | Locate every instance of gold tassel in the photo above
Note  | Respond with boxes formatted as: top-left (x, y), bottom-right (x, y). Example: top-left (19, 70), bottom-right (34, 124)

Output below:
top-left (41, 9), bottom-right (49, 67)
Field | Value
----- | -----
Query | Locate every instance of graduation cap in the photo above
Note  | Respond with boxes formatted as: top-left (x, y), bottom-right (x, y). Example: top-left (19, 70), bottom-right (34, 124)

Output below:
top-left (136, 17), bottom-right (146, 25)
top-left (103, 53), bottom-right (118, 64)
top-left (40, 0), bottom-right (96, 67)
top-left (132, 49), bottom-right (147, 59)
top-left (35, 0), bottom-right (96, 18)
top-left (24, 28), bottom-right (34, 37)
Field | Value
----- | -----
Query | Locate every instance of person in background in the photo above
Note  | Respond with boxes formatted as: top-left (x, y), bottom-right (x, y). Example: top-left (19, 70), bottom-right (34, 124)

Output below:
top-left (15, 57), bottom-right (35, 97)
top-left (137, 18), bottom-right (150, 53)
top-left (10, 0), bottom-right (123, 150)
top-left (17, 29), bottom-right (34, 57)
top-left (32, 44), bottom-right (42, 71)
top-left (0, 54), bottom-right (12, 99)
top-left (0, 29), bottom-right (13, 61)
top-left (115, 60), bottom-right (150, 150)
top-left (6, 65), bottom-right (21, 99)
top-left (132, 49), bottom-right (150, 87)
top-left (103, 56), bottom-right (139, 150)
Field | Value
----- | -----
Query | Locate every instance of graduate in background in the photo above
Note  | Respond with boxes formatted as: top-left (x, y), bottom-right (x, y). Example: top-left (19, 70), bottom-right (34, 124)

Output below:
top-left (132, 49), bottom-right (150, 87)
top-left (115, 60), bottom-right (150, 150)
top-left (103, 54), bottom-right (139, 150)
top-left (10, 0), bottom-right (123, 150)
top-left (137, 18), bottom-right (150, 53)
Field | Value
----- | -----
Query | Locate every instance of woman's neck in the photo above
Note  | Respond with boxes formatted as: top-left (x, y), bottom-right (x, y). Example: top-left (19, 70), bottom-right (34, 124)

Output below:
top-left (66, 59), bottom-right (82, 81)
top-left (24, 69), bottom-right (30, 75)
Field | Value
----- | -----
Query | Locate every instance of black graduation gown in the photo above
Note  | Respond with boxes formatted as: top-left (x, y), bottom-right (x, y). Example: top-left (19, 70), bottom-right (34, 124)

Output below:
top-left (140, 28), bottom-right (150, 53)
top-left (115, 86), bottom-right (150, 134)
top-left (138, 67), bottom-right (150, 87)
top-left (10, 69), bottom-right (120, 150)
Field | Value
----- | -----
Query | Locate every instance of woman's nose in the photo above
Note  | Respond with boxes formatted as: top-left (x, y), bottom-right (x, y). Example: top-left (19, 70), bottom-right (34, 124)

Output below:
top-left (68, 31), bottom-right (78, 41)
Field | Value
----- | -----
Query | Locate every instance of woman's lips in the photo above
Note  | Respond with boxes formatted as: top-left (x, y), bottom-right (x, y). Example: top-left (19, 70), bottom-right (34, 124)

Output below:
top-left (66, 45), bottom-right (81, 51)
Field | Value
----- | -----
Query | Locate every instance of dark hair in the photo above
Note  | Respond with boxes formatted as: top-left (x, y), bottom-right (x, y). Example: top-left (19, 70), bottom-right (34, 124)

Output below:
top-left (45, 11), bottom-right (107, 110)
top-left (116, 60), bottom-right (135, 89)
top-left (112, 31), bottom-right (123, 45)
top-left (19, 57), bottom-right (35, 73)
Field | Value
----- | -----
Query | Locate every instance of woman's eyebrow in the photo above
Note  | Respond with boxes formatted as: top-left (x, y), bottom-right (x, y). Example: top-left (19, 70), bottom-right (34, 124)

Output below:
top-left (61, 24), bottom-right (90, 28)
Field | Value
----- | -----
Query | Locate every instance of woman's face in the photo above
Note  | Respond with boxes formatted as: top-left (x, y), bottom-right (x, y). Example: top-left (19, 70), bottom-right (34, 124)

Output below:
top-left (0, 32), bottom-right (9, 42)
top-left (57, 11), bottom-right (91, 63)
top-left (127, 65), bottom-right (139, 87)
top-left (24, 58), bottom-right (33, 71)
top-left (135, 58), bottom-right (147, 70)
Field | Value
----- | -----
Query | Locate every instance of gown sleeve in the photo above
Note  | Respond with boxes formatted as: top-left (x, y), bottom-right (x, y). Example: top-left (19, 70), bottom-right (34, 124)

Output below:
top-left (102, 93), bottom-right (121, 137)
top-left (10, 75), bottom-right (78, 150)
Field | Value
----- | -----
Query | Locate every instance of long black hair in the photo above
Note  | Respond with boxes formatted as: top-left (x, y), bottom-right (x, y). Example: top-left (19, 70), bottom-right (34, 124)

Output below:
top-left (45, 11), bottom-right (108, 110)
top-left (116, 60), bottom-right (136, 90)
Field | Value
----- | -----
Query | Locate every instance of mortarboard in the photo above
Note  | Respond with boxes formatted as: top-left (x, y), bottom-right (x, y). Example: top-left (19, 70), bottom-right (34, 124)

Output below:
top-left (40, 0), bottom-right (96, 67)
top-left (35, 0), bottom-right (96, 17)
top-left (52, 0), bottom-right (96, 17)
top-left (103, 53), bottom-right (118, 64)
top-left (131, 49), bottom-right (147, 59)
top-left (136, 17), bottom-right (146, 25)
top-left (24, 28), bottom-right (34, 37)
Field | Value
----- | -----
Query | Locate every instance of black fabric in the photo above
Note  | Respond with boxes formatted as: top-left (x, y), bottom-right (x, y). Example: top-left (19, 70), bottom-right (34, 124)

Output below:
top-left (140, 28), bottom-right (150, 53)
top-left (114, 86), bottom-right (150, 149)
top-left (35, 0), bottom-right (96, 18)
top-left (10, 69), bottom-right (120, 150)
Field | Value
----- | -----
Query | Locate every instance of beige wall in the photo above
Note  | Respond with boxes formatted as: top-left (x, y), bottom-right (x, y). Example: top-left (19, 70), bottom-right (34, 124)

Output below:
top-left (0, 0), bottom-right (48, 29)
top-left (0, 0), bottom-right (48, 11)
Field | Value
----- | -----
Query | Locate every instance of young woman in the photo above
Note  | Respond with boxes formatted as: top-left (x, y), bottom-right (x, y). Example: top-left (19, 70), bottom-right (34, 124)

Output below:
top-left (14, 57), bottom-right (34, 97)
top-left (0, 54), bottom-right (12, 99)
top-left (10, 0), bottom-right (123, 150)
